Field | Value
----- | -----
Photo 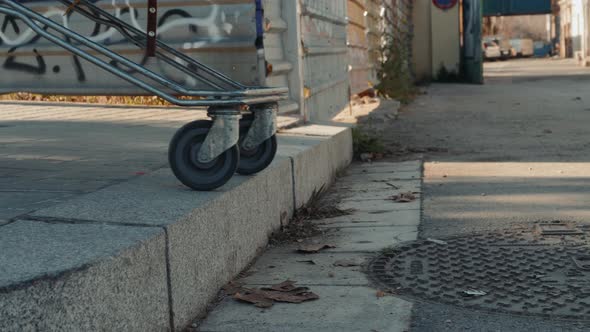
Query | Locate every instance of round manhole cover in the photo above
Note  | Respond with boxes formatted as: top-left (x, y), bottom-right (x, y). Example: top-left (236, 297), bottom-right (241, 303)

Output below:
top-left (369, 225), bottom-right (590, 319)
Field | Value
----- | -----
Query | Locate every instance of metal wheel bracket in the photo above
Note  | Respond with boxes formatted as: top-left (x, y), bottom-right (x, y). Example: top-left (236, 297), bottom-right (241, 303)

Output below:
top-left (197, 109), bottom-right (241, 163)
top-left (242, 103), bottom-right (278, 151)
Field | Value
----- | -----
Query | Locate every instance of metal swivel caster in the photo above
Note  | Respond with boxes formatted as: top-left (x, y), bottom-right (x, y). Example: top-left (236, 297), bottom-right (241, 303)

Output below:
top-left (168, 107), bottom-right (241, 191)
top-left (237, 103), bottom-right (278, 175)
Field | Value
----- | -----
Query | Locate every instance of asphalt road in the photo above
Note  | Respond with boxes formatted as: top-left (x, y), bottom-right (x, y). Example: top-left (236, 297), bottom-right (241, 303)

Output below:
top-left (373, 58), bottom-right (590, 331)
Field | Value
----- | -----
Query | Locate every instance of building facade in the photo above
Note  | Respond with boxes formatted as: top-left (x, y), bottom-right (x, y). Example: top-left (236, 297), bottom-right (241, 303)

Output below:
top-left (412, 0), bottom-right (463, 82)
top-left (559, 0), bottom-right (590, 65)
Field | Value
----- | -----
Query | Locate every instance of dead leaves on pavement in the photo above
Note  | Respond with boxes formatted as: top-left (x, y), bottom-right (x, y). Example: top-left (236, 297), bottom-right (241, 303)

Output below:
top-left (229, 280), bottom-right (319, 308)
top-left (296, 243), bottom-right (336, 253)
top-left (333, 259), bottom-right (361, 267)
top-left (388, 191), bottom-right (418, 203)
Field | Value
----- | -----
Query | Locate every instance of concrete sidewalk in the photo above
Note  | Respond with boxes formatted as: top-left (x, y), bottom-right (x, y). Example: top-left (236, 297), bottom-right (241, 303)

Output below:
top-left (361, 58), bottom-right (590, 331)
top-left (0, 102), bottom-right (299, 223)
top-left (0, 102), bottom-right (352, 331)
top-left (197, 161), bottom-right (421, 332)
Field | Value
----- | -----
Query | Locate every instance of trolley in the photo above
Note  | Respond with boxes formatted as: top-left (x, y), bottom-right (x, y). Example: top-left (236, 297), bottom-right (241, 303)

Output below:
top-left (0, 0), bottom-right (288, 191)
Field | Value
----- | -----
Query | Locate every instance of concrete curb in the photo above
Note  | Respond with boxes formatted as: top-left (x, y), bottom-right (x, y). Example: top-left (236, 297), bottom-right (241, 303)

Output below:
top-left (0, 125), bottom-right (352, 331)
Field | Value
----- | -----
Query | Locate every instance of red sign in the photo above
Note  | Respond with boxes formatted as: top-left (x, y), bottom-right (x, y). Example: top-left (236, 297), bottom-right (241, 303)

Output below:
top-left (433, 0), bottom-right (458, 10)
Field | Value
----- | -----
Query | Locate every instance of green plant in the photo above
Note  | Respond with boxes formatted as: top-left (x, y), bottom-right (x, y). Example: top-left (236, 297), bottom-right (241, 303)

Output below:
top-left (433, 63), bottom-right (465, 83)
top-left (352, 128), bottom-right (385, 157)
top-left (269, 186), bottom-right (353, 245)
top-left (375, 26), bottom-right (417, 104)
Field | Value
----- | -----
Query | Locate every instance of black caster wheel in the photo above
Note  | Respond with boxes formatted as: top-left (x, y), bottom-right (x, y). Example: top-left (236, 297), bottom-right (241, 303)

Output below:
top-left (237, 115), bottom-right (278, 175)
top-left (168, 120), bottom-right (239, 191)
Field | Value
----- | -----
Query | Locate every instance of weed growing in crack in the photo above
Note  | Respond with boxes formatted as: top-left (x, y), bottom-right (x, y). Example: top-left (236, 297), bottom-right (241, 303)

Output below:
top-left (352, 128), bottom-right (385, 158)
top-left (270, 186), bottom-right (353, 245)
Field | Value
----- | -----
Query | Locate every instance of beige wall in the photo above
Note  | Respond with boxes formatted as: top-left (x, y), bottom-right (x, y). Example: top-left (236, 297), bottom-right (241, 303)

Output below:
top-left (431, 3), bottom-right (461, 77)
top-left (412, 0), bottom-right (432, 82)
top-left (412, 2), bottom-right (461, 81)
top-left (485, 15), bottom-right (551, 41)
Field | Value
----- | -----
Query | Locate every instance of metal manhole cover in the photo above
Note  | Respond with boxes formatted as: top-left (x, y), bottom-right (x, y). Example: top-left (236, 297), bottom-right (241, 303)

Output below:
top-left (369, 227), bottom-right (590, 319)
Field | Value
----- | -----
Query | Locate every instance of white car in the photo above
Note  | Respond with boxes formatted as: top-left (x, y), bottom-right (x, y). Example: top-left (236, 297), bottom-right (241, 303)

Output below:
top-left (484, 37), bottom-right (512, 59)
top-left (483, 41), bottom-right (502, 61)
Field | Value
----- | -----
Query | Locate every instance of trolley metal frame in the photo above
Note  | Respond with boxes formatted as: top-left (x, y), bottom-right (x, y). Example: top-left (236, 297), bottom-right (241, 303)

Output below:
top-left (0, 0), bottom-right (288, 190)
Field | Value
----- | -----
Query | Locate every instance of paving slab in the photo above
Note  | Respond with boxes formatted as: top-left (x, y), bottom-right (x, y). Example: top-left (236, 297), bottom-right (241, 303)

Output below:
top-left (198, 286), bottom-right (413, 332)
top-left (1, 178), bottom-right (112, 192)
top-left (285, 226), bottom-right (418, 253)
top-left (316, 209), bottom-right (421, 228)
top-left (239, 252), bottom-right (373, 286)
top-left (29, 167), bottom-right (262, 226)
top-left (338, 172), bottom-right (419, 183)
top-left (338, 198), bottom-right (420, 212)
top-left (334, 179), bottom-right (421, 192)
top-left (1, 118), bottom-right (352, 330)
top-left (28, 157), bottom-right (295, 330)
top-left (0, 192), bottom-right (78, 220)
top-left (0, 220), bottom-right (169, 331)
top-left (0, 104), bottom-right (301, 225)
top-left (339, 187), bottom-right (416, 201)
top-left (346, 161), bottom-right (422, 174)
top-left (1, 104), bottom-right (356, 331)
top-left (0, 220), bottom-right (165, 288)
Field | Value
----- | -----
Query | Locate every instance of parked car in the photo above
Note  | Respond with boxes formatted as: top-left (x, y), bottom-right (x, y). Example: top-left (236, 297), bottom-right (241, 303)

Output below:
top-left (533, 41), bottom-right (552, 57)
top-left (484, 36), bottom-right (512, 60)
top-left (496, 39), bottom-right (512, 59)
top-left (482, 41), bottom-right (502, 61)
top-left (510, 38), bottom-right (534, 57)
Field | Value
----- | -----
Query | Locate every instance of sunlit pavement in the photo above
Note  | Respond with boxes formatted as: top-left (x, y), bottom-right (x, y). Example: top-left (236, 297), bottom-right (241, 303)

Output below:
top-left (376, 58), bottom-right (590, 331)
top-left (0, 104), bottom-right (297, 225)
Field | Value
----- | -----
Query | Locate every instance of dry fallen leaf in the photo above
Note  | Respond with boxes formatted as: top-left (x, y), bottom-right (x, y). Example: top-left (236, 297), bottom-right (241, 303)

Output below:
top-left (234, 290), bottom-right (274, 308)
top-left (232, 280), bottom-right (319, 308)
top-left (376, 290), bottom-right (386, 298)
top-left (333, 259), bottom-right (361, 267)
top-left (297, 243), bottom-right (336, 253)
top-left (260, 289), bottom-right (319, 303)
top-left (264, 280), bottom-right (298, 292)
top-left (389, 192), bottom-right (417, 203)
top-left (222, 281), bottom-right (245, 295)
